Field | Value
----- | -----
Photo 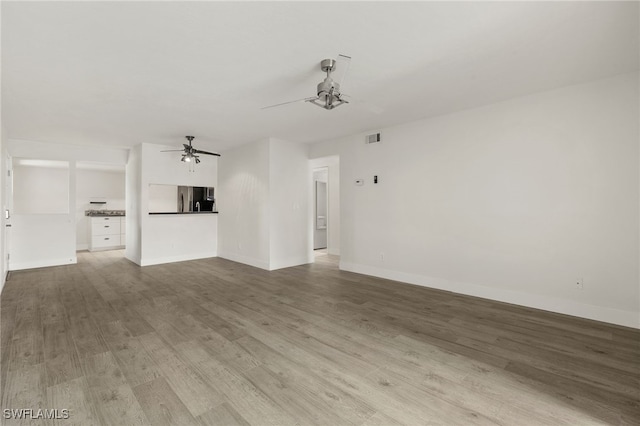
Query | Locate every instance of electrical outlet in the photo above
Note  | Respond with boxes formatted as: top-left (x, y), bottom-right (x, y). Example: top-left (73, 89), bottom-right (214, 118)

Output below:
top-left (576, 278), bottom-right (584, 290)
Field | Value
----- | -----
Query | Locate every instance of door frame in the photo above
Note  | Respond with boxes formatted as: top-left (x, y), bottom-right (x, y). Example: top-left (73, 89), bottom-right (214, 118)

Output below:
top-left (308, 155), bottom-right (340, 261)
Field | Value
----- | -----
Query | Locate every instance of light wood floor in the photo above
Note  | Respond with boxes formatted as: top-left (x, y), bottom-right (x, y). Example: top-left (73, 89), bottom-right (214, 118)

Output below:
top-left (1, 250), bottom-right (639, 425)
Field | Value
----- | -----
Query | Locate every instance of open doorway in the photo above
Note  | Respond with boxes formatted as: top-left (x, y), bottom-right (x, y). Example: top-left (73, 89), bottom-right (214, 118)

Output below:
top-left (76, 161), bottom-right (126, 259)
top-left (310, 156), bottom-right (340, 264)
top-left (313, 167), bottom-right (328, 251)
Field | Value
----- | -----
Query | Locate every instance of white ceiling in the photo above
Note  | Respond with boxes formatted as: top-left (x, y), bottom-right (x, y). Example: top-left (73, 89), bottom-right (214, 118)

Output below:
top-left (2, 1), bottom-right (638, 152)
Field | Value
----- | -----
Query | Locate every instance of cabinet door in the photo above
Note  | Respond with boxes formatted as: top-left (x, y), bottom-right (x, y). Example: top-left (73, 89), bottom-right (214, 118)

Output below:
top-left (92, 216), bottom-right (118, 223)
top-left (91, 221), bottom-right (120, 236)
top-left (91, 235), bottom-right (118, 248)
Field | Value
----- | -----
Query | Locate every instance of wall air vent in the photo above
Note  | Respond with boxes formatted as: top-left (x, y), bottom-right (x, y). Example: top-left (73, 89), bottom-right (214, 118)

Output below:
top-left (365, 133), bottom-right (381, 144)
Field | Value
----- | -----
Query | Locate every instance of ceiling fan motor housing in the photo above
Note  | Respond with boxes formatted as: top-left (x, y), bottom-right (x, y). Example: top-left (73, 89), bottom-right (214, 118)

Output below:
top-left (317, 78), bottom-right (340, 97)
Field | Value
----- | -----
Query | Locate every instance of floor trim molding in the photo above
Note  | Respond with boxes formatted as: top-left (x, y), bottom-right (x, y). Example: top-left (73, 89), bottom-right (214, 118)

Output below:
top-left (218, 252), bottom-right (270, 270)
top-left (9, 257), bottom-right (77, 271)
top-left (340, 261), bottom-right (639, 329)
top-left (140, 252), bottom-right (218, 267)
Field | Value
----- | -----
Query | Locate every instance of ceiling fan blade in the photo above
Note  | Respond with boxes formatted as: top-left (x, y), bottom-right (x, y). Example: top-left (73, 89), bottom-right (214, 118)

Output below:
top-left (261, 96), bottom-right (318, 110)
top-left (333, 54), bottom-right (352, 88)
top-left (161, 149), bottom-right (186, 152)
top-left (193, 149), bottom-right (221, 157)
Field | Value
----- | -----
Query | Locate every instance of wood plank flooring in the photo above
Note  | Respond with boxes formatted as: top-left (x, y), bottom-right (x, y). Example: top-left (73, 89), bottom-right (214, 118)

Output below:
top-left (1, 249), bottom-right (639, 425)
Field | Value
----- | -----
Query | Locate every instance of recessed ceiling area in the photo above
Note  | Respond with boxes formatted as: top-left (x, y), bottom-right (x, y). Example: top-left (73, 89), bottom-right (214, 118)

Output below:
top-left (2, 1), bottom-right (638, 152)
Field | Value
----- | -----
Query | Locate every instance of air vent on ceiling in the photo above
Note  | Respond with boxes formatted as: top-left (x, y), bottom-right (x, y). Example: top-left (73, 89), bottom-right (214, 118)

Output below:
top-left (365, 133), bottom-right (381, 144)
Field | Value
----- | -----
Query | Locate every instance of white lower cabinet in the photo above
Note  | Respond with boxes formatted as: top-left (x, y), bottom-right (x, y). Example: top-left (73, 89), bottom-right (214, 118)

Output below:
top-left (88, 216), bottom-right (126, 251)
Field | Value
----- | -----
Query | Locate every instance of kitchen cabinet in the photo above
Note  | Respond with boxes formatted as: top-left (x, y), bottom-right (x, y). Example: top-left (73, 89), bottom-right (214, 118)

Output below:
top-left (88, 216), bottom-right (125, 251)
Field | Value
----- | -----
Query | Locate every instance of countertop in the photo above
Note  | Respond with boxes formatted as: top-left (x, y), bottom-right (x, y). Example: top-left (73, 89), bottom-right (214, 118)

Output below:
top-left (86, 210), bottom-right (125, 217)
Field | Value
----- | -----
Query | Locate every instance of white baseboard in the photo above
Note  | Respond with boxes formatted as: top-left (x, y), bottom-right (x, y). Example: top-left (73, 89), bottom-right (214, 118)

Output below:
top-left (140, 251), bottom-right (217, 267)
top-left (87, 245), bottom-right (124, 252)
top-left (218, 252), bottom-right (270, 270)
top-left (219, 253), bottom-right (310, 271)
top-left (340, 261), bottom-right (639, 329)
top-left (269, 256), bottom-right (310, 271)
top-left (124, 252), bottom-right (141, 266)
top-left (10, 257), bottom-right (77, 271)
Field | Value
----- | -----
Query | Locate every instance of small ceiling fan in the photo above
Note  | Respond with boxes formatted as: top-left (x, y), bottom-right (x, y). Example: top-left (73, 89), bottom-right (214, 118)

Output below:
top-left (161, 136), bottom-right (221, 164)
top-left (262, 54), bottom-right (352, 111)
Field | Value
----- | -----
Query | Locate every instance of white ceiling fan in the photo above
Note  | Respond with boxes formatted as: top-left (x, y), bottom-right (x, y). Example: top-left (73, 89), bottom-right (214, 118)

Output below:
top-left (262, 54), bottom-right (352, 111)
top-left (161, 136), bottom-right (221, 164)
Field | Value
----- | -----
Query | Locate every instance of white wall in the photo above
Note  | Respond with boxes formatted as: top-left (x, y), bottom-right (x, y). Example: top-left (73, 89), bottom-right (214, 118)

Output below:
top-left (10, 215), bottom-right (76, 270)
top-left (0, 125), bottom-right (6, 294)
top-left (0, 0), bottom-right (4, 293)
top-left (218, 138), bottom-right (310, 270)
top-left (144, 214), bottom-right (218, 265)
top-left (310, 156), bottom-right (340, 255)
top-left (76, 169), bottom-right (125, 250)
top-left (125, 143), bottom-right (218, 266)
top-left (218, 139), bottom-right (271, 269)
top-left (13, 163), bottom-right (70, 214)
top-left (9, 161), bottom-right (77, 271)
top-left (7, 139), bottom-right (128, 164)
top-left (125, 145), bottom-right (142, 265)
top-left (10, 162), bottom-right (75, 268)
top-left (148, 184), bottom-right (178, 213)
top-left (310, 72), bottom-right (639, 328)
top-left (269, 138), bottom-right (309, 270)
